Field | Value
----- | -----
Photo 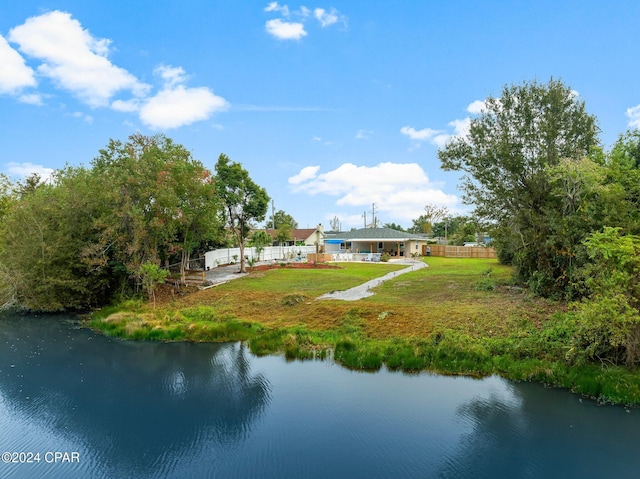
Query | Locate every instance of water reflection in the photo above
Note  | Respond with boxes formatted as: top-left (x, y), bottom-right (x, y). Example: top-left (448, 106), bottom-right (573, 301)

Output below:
top-left (440, 380), bottom-right (640, 478)
top-left (0, 313), bottom-right (270, 478)
top-left (2, 313), bottom-right (640, 478)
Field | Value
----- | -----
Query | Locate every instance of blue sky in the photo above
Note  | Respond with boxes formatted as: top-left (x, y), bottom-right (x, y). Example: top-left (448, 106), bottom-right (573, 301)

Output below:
top-left (2, 1), bottom-right (640, 230)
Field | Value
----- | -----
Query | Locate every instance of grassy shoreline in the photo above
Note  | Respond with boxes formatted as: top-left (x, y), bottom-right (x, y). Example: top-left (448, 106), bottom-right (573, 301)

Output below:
top-left (89, 257), bottom-right (640, 405)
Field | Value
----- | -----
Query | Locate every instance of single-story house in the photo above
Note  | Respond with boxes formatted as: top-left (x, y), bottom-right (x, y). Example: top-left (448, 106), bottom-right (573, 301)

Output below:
top-left (263, 224), bottom-right (325, 247)
top-left (324, 227), bottom-right (429, 257)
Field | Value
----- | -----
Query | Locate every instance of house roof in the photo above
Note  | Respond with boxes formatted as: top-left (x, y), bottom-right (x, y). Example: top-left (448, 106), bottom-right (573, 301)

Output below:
top-left (264, 228), bottom-right (323, 240)
top-left (332, 227), bottom-right (426, 241)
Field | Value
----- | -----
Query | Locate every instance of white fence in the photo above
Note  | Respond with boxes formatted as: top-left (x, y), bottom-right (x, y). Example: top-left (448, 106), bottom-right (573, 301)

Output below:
top-left (205, 245), bottom-right (318, 270)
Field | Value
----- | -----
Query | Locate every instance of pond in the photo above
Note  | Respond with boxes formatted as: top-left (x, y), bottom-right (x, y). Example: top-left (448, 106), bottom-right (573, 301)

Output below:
top-left (1, 312), bottom-right (639, 478)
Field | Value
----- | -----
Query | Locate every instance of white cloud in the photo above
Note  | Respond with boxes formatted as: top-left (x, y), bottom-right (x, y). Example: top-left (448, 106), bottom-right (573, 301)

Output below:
top-left (265, 2), bottom-right (290, 16)
top-left (111, 98), bottom-right (140, 113)
top-left (0, 34), bottom-right (36, 94)
top-left (401, 99), bottom-right (483, 149)
top-left (466, 100), bottom-right (486, 114)
top-left (8, 10), bottom-right (149, 107)
top-left (627, 104), bottom-right (640, 129)
top-left (155, 64), bottom-right (189, 87)
top-left (355, 129), bottom-right (372, 140)
top-left (107, 64), bottom-right (229, 129)
top-left (18, 93), bottom-right (43, 105)
top-left (288, 165), bottom-right (320, 184)
top-left (314, 8), bottom-right (338, 27)
top-left (289, 162), bottom-right (458, 226)
top-left (449, 117), bottom-right (470, 137)
top-left (139, 85), bottom-right (229, 130)
top-left (5, 162), bottom-right (54, 181)
top-left (264, 4), bottom-right (345, 40)
top-left (70, 111), bottom-right (94, 124)
top-left (265, 18), bottom-right (307, 40)
top-left (400, 126), bottom-right (444, 141)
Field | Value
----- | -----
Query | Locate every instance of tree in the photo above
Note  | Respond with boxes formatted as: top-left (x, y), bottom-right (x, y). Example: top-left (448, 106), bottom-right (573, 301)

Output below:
top-left (330, 215), bottom-right (341, 232)
top-left (215, 154), bottom-right (269, 273)
top-left (408, 204), bottom-right (449, 235)
top-left (274, 224), bottom-right (292, 245)
top-left (0, 169), bottom-right (102, 310)
top-left (383, 222), bottom-right (406, 232)
top-left (17, 172), bottom-right (44, 197)
top-left (266, 209), bottom-right (298, 229)
top-left (438, 78), bottom-right (599, 295)
top-left (569, 227), bottom-right (640, 366)
top-left (249, 230), bottom-right (272, 260)
top-left (139, 262), bottom-right (169, 308)
top-left (0, 175), bottom-right (17, 308)
top-left (0, 134), bottom-right (223, 311)
top-left (90, 134), bottom-right (221, 285)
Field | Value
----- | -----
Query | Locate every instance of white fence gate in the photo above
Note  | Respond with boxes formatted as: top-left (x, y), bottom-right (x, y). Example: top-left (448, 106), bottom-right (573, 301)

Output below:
top-left (205, 245), bottom-right (317, 270)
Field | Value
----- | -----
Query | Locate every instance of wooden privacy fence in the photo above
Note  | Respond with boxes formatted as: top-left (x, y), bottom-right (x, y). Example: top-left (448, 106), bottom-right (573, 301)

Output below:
top-left (426, 245), bottom-right (496, 259)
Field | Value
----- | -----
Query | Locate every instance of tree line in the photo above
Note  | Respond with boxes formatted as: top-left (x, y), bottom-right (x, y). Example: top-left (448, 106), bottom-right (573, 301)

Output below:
top-left (438, 78), bottom-right (640, 366)
top-left (0, 134), bottom-right (268, 311)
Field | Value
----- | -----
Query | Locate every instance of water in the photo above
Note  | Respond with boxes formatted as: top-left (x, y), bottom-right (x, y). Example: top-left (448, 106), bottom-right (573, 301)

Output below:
top-left (1, 313), bottom-right (639, 479)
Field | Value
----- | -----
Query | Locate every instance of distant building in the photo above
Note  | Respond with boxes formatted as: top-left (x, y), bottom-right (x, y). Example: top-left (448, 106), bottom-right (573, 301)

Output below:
top-left (262, 224), bottom-right (325, 247)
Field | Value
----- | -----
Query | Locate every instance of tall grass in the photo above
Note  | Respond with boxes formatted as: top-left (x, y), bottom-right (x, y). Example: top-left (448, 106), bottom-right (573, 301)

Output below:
top-left (89, 258), bottom-right (640, 405)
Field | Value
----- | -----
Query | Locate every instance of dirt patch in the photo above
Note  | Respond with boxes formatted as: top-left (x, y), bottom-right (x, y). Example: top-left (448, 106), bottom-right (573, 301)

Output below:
top-left (154, 283), bottom-right (200, 305)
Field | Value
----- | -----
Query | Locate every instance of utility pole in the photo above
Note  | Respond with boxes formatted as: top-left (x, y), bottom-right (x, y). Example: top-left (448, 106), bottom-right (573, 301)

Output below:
top-left (270, 200), bottom-right (275, 242)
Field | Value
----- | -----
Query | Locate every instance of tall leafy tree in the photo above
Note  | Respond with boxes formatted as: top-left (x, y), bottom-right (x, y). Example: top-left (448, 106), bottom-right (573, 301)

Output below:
top-left (0, 134), bottom-right (223, 311)
top-left (215, 154), bottom-right (269, 273)
top-left (408, 204), bottom-right (449, 234)
top-left (266, 209), bottom-right (298, 229)
top-left (90, 134), bottom-right (221, 285)
top-left (383, 222), bottom-right (406, 232)
top-left (438, 78), bottom-right (599, 295)
top-left (0, 168), bottom-right (103, 310)
top-left (0, 175), bottom-right (18, 308)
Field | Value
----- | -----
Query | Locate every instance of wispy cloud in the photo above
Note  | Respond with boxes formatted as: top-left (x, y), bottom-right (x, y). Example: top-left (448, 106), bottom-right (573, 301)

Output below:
top-left (401, 100), bottom-right (483, 149)
top-left (265, 2), bottom-right (289, 15)
top-left (18, 93), bottom-right (43, 105)
top-left (627, 104), bottom-right (640, 129)
top-left (233, 104), bottom-right (331, 112)
top-left (70, 111), bottom-right (94, 124)
top-left (314, 8), bottom-right (338, 27)
top-left (264, 3), bottom-right (347, 40)
top-left (355, 129), bottom-right (372, 140)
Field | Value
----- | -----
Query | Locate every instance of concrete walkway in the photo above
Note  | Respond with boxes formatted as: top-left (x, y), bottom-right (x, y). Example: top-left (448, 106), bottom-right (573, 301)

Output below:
top-left (317, 260), bottom-right (427, 301)
top-left (204, 264), bottom-right (248, 286)
top-left (203, 259), bottom-right (428, 300)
